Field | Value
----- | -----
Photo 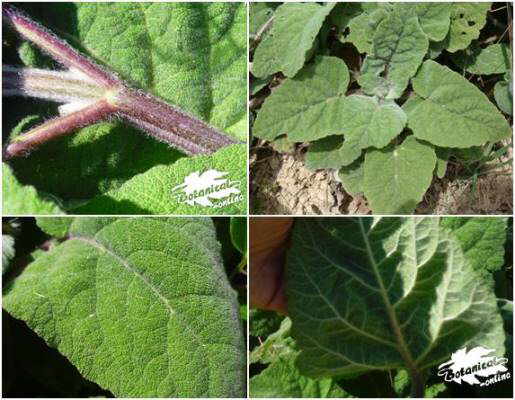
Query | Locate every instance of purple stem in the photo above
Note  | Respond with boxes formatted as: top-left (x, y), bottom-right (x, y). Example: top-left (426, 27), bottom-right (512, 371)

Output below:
top-left (4, 99), bottom-right (116, 159)
top-left (2, 5), bottom-right (121, 88)
top-left (2, 5), bottom-right (241, 157)
top-left (117, 88), bottom-right (239, 155)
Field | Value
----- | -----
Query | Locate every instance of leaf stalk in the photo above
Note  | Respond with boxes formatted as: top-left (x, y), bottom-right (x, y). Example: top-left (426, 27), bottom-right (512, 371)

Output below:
top-left (2, 5), bottom-right (238, 158)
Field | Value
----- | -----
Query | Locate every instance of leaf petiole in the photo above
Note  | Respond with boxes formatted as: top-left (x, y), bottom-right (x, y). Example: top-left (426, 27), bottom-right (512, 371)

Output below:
top-left (2, 5), bottom-right (238, 158)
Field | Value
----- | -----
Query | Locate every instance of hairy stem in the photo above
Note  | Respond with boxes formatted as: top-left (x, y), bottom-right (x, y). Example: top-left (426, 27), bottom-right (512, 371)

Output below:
top-left (2, 5), bottom-right (239, 158)
top-left (116, 88), bottom-right (238, 155)
top-left (3, 65), bottom-right (104, 103)
top-left (4, 100), bottom-right (116, 158)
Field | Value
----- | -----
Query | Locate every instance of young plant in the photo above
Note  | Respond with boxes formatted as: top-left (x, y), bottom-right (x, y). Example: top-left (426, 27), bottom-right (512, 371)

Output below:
top-left (2, 5), bottom-right (237, 158)
top-left (251, 2), bottom-right (512, 214)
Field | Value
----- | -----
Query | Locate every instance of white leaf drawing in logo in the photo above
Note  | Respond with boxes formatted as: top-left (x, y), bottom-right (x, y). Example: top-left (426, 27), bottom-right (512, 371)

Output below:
top-left (438, 346), bottom-right (508, 385)
top-left (172, 170), bottom-right (240, 206)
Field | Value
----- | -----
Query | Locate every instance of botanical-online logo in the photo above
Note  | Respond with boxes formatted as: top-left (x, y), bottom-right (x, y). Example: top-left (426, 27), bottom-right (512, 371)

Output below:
top-left (438, 346), bottom-right (509, 387)
top-left (172, 170), bottom-right (243, 208)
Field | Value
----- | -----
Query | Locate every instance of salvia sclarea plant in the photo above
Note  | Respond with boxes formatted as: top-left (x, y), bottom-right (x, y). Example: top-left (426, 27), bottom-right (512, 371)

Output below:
top-left (251, 2), bottom-right (512, 214)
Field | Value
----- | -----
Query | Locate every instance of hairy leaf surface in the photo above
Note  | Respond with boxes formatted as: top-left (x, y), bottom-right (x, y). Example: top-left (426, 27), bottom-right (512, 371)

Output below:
top-left (252, 3), bottom-right (336, 78)
top-left (286, 217), bottom-right (505, 381)
top-left (253, 56), bottom-right (349, 142)
top-left (250, 352), bottom-right (349, 398)
top-left (3, 165), bottom-right (63, 215)
top-left (440, 217), bottom-right (508, 278)
top-left (343, 6), bottom-right (389, 54)
top-left (305, 136), bottom-right (360, 171)
top-left (363, 137), bottom-right (436, 214)
top-left (3, 218), bottom-right (245, 397)
top-left (73, 144), bottom-right (246, 215)
top-left (452, 43), bottom-right (511, 75)
top-left (358, 9), bottom-right (428, 99)
top-left (407, 60), bottom-right (511, 147)
top-left (445, 3), bottom-right (491, 53)
top-left (414, 3), bottom-right (452, 41)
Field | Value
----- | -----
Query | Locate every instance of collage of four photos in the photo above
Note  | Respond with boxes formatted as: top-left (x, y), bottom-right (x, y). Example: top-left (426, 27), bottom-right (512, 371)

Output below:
top-left (1, 1), bottom-right (514, 399)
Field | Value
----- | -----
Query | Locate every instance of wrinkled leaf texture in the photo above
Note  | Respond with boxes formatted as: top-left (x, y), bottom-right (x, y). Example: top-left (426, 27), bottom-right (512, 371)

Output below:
top-left (3, 217), bottom-right (246, 397)
top-left (287, 218), bottom-right (505, 381)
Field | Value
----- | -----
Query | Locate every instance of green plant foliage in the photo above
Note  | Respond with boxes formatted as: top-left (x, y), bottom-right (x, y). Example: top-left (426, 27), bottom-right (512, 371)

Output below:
top-left (250, 318), bottom-right (349, 398)
top-left (337, 158), bottom-right (364, 196)
top-left (3, 165), bottom-right (63, 215)
top-left (3, 218), bottom-right (245, 397)
top-left (363, 137), bottom-right (436, 214)
top-left (73, 144), bottom-right (246, 215)
top-left (4, 3), bottom-right (246, 215)
top-left (251, 352), bottom-right (349, 398)
top-left (358, 8), bottom-right (428, 99)
top-left (249, 309), bottom-right (284, 338)
top-left (252, 3), bottom-right (336, 78)
top-left (440, 217), bottom-right (508, 278)
top-left (414, 3), bottom-right (452, 41)
top-left (343, 6), bottom-right (389, 54)
top-left (286, 217), bottom-right (506, 395)
top-left (494, 71), bottom-right (513, 116)
top-left (253, 56), bottom-right (349, 142)
top-left (452, 43), bottom-right (511, 75)
top-left (230, 217), bottom-right (247, 255)
top-left (36, 217), bottom-right (73, 238)
top-left (250, 2), bottom-right (511, 214)
top-left (445, 3), bottom-right (491, 53)
top-left (2, 235), bottom-right (15, 266)
top-left (250, 2), bottom-right (278, 38)
top-left (407, 60), bottom-right (511, 148)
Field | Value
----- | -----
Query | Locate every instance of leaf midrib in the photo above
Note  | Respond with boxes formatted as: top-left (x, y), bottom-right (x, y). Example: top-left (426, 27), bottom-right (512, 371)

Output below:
top-left (358, 219), bottom-right (420, 376)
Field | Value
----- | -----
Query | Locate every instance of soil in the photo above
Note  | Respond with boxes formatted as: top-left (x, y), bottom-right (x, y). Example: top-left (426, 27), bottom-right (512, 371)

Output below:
top-left (250, 141), bottom-right (513, 215)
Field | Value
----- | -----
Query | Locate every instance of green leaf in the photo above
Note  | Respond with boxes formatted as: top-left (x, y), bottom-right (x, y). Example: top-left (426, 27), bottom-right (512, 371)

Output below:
top-left (251, 318), bottom-right (295, 364)
top-left (452, 43), bottom-right (511, 75)
top-left (358, 9), bottom-right (428, 99)
top-left (305, 136), bottom-right (361, 171)
top-left (445, 3), bottom-right (491, 53)
top-left (415, 3), bottom-right (452, 41)
top-left (230, 217), bottom-right (246, 254)
top-left (435, 147), bottom-right (451, 179)
top-left (441, 217), bottom-right (508, 279)
top-left (36, 217), bottom-right (73, 238)
top-left (407, 60), bottom-right (511, 147)
top-left (250, 352), bottom-right (350, 398)
top-left (3, 217), bottom-right (245, 397)
top-left (252, 3), bottom-right (336, 78)
top-left (338, 157), bottom-right (364, 196)
top-left (5, 3), bottom-right (246, 209)
top-left (251, 76), bottom-right (272, 95)
top-left (250, 2), bottom-right (278, 37)
top-left (363, 136), bottom-right (436, 214)
top-left (3, 164), bottom-right (63, 215)
top-left (286, 217), bottom-right (505, 383)
top-left (329, 3), bottom-right (363, 32)
top-left (494, 76), bottom-right (513, 116)
top-left (343, 6), bottom-right (390, 54)
top-left (73, 144), bottom-right (246, 215)
top-left (253, 56), bottom-right (350, 142)
top-left (249, 309), bottom-right (284, 338)
top-left (340, 96), bottom-right (407, 149)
